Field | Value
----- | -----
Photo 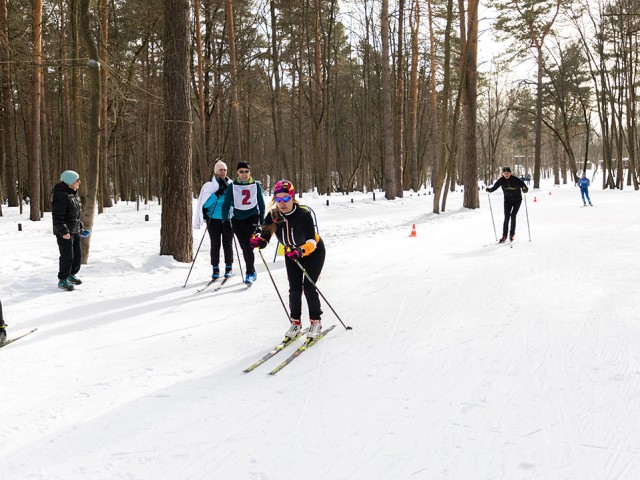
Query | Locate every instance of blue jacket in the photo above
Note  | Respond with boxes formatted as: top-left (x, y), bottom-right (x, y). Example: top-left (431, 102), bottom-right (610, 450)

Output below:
top-left (577, 178), bottom-right (590, 190)
top-left (202, 177), bottom-right (231, 220)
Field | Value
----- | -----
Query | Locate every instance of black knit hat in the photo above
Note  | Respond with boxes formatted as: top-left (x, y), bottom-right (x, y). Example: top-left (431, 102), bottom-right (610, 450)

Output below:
top-left (237, 161), bottom-right (251, 171)
top-left (502, 166), bottom-right (511, 173)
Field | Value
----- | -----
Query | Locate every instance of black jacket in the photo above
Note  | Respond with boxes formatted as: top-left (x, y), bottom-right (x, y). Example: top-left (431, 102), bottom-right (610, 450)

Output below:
top-left (263, 204), bottom-right (321, 252)
top-left (51, 182), bottom-right (82, 236)
top-left (487, 175), bottom-right (528, 200)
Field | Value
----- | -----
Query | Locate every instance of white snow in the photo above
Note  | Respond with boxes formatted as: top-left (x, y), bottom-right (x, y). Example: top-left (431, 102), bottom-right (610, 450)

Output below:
top-left (1, 179), bottom-right (640, 480)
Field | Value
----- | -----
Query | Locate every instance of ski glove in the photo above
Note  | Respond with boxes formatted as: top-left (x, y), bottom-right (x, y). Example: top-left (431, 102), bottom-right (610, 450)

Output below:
top-left (285, 246), bottom-right (303, 260)
top-left (522, 186), bottom-right (529, 193)
top-left (250, 234), bottom-right (267, 249)
top-left (214, 185), bottom-right (227, 198)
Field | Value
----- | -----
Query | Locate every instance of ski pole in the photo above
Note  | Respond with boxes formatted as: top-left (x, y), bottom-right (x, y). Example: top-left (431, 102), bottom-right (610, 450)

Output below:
top-left (293, 259), bottom-right (352, 331)
top-left (258, 249), bottom-right (290, 322)
top-left (487, 191), bottom-right (497, 241)
top-left (183, 223), bottom-right (209, 287)
top-left (231, 226), bottom-right (245, 280)
top-left (523, 193), bottom-right (532, 242)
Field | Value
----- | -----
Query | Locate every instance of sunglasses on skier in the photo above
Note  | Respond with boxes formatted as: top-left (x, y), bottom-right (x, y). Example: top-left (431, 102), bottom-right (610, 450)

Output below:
top-left (238, 169), bottom-right (250, 174)
top-left (275, 195), bottom-right (292, 203)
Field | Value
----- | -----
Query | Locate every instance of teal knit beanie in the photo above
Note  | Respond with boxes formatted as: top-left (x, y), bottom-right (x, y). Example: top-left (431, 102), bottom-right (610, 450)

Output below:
top-left (60, 170), bottom-right (80, 186)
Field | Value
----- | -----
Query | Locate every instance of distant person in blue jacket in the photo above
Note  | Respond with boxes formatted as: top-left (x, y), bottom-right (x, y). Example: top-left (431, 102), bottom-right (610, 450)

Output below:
top-left (577, 173), bottom-right (592, 206)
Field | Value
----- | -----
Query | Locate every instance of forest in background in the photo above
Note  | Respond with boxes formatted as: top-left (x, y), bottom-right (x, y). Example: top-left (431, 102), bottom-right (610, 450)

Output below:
top-left (1, 0), bottom-right (639, 260)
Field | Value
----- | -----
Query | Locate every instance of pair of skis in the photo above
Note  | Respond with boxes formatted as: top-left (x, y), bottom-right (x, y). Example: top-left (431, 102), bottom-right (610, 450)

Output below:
top-left (0, 328), bottom-right (37, 349)
top-left (244, 325), bottom-right (336, 375)
top-left (196, 274), bottom-right (256, 294)
top-left (483, 239), bottom-right (514, 248)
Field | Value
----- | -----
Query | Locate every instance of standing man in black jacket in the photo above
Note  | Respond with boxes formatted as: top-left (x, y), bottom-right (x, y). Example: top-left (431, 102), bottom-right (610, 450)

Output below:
top-left (52, 170), bottom-right (84, 291)
top-left (487, 166), bottom-right (529, 242)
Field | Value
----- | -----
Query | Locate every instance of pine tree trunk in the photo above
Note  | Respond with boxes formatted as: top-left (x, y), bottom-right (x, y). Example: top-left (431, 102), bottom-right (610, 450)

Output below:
top-left (269, 0), bottom-right (287, 179)
top-left (427, 0), bottom-right (440, 200)
top-left (194, 0), bottom-right (208, 181)
top-left (395, 0), bottom-right (405, 198)
top-left (30, 0), bottom-right (43, 221)
top-left (409, 0), bottom-right (420, 192)
top-left (79, 0), bottom-right (102, 263)
top-left (381, 0), bottom-right (395, 200)
top-left (160, 0), bottom-right (193, 262)
top-left (461, 0), bottom-right (479, 209)
top-left (533, 46), bottom-right (543, 189)
top-left (0, 0), bottom-right (17, 206)
top-left (40, 75), bottom-right (52, 211)
top-left (432, 0), bottom-right (454, 213)
top-left (226, 0), bottom-right (242, 165)
top-left (99, 0), bottom-right (112, 209)
top-left (312, 0), bottom-right (325, 194)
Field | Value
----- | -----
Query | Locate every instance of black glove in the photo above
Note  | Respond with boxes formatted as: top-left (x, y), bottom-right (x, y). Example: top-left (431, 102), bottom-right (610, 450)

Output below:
top-left (522, 186), bottom-right (529, 193)
top-left (214, 184), bottom-right (227, 197)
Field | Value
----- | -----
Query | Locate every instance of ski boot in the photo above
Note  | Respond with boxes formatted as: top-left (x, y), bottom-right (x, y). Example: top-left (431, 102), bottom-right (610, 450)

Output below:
top-left (0, 323), bottom-right (7, 344)
top-left (212, 266), bottom-right (220, 280)
top-left (308, 319), bottom-right (322, 340)
top-left (68, 274), bottom-right (82, 285)
top-left (224, 264), bottom-right (233, 278)
top-left (499, 235), bottom-right (507, 243)
top-left (58, 278), bottom-right (74, 291)
top-left (509, 234), bottom-right (515, 242)
top-left (244, 272), bottom-right (257, 285)
top-left (284, 319), bottom-right (302, 340)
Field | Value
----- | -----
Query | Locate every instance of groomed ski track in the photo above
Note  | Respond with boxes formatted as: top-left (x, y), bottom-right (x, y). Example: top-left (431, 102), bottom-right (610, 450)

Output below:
top-left (1, 182), bottom-right (640, 479)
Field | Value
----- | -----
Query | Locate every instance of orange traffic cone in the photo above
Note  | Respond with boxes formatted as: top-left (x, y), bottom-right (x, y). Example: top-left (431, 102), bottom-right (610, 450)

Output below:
top-left (533, 196), bottom-right (537, 202)
top-left (409, 224), bottom-right (417, 237)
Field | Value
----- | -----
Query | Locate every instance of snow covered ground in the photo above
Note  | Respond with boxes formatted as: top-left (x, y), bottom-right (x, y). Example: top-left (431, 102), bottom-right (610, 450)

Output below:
top-left (1, 178), bottom-right (640, 480)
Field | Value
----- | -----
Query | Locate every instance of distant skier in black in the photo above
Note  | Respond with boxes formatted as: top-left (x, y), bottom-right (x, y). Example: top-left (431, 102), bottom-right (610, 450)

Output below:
top-left (0, 299), bottom-right (7, 343)
top-left (487, 166), bottom-right (529, 242)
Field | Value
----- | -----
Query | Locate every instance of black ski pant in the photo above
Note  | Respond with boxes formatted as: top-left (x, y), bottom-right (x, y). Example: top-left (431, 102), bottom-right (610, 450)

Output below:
top-left (56, 233), bottom-right (82, 280)
top-left (285, 240), bottom-right (325, 320)
top-left (232, 215), bottom-right (260, 275)
top-left (207, 218), bottom-right (234, 267)
top-left (503, 197), bottom-right (522, 237)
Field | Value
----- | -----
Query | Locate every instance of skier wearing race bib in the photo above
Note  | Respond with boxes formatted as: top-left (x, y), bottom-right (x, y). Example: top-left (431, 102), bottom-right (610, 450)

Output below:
top-left (222, 162), bottom-right (265, 285)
